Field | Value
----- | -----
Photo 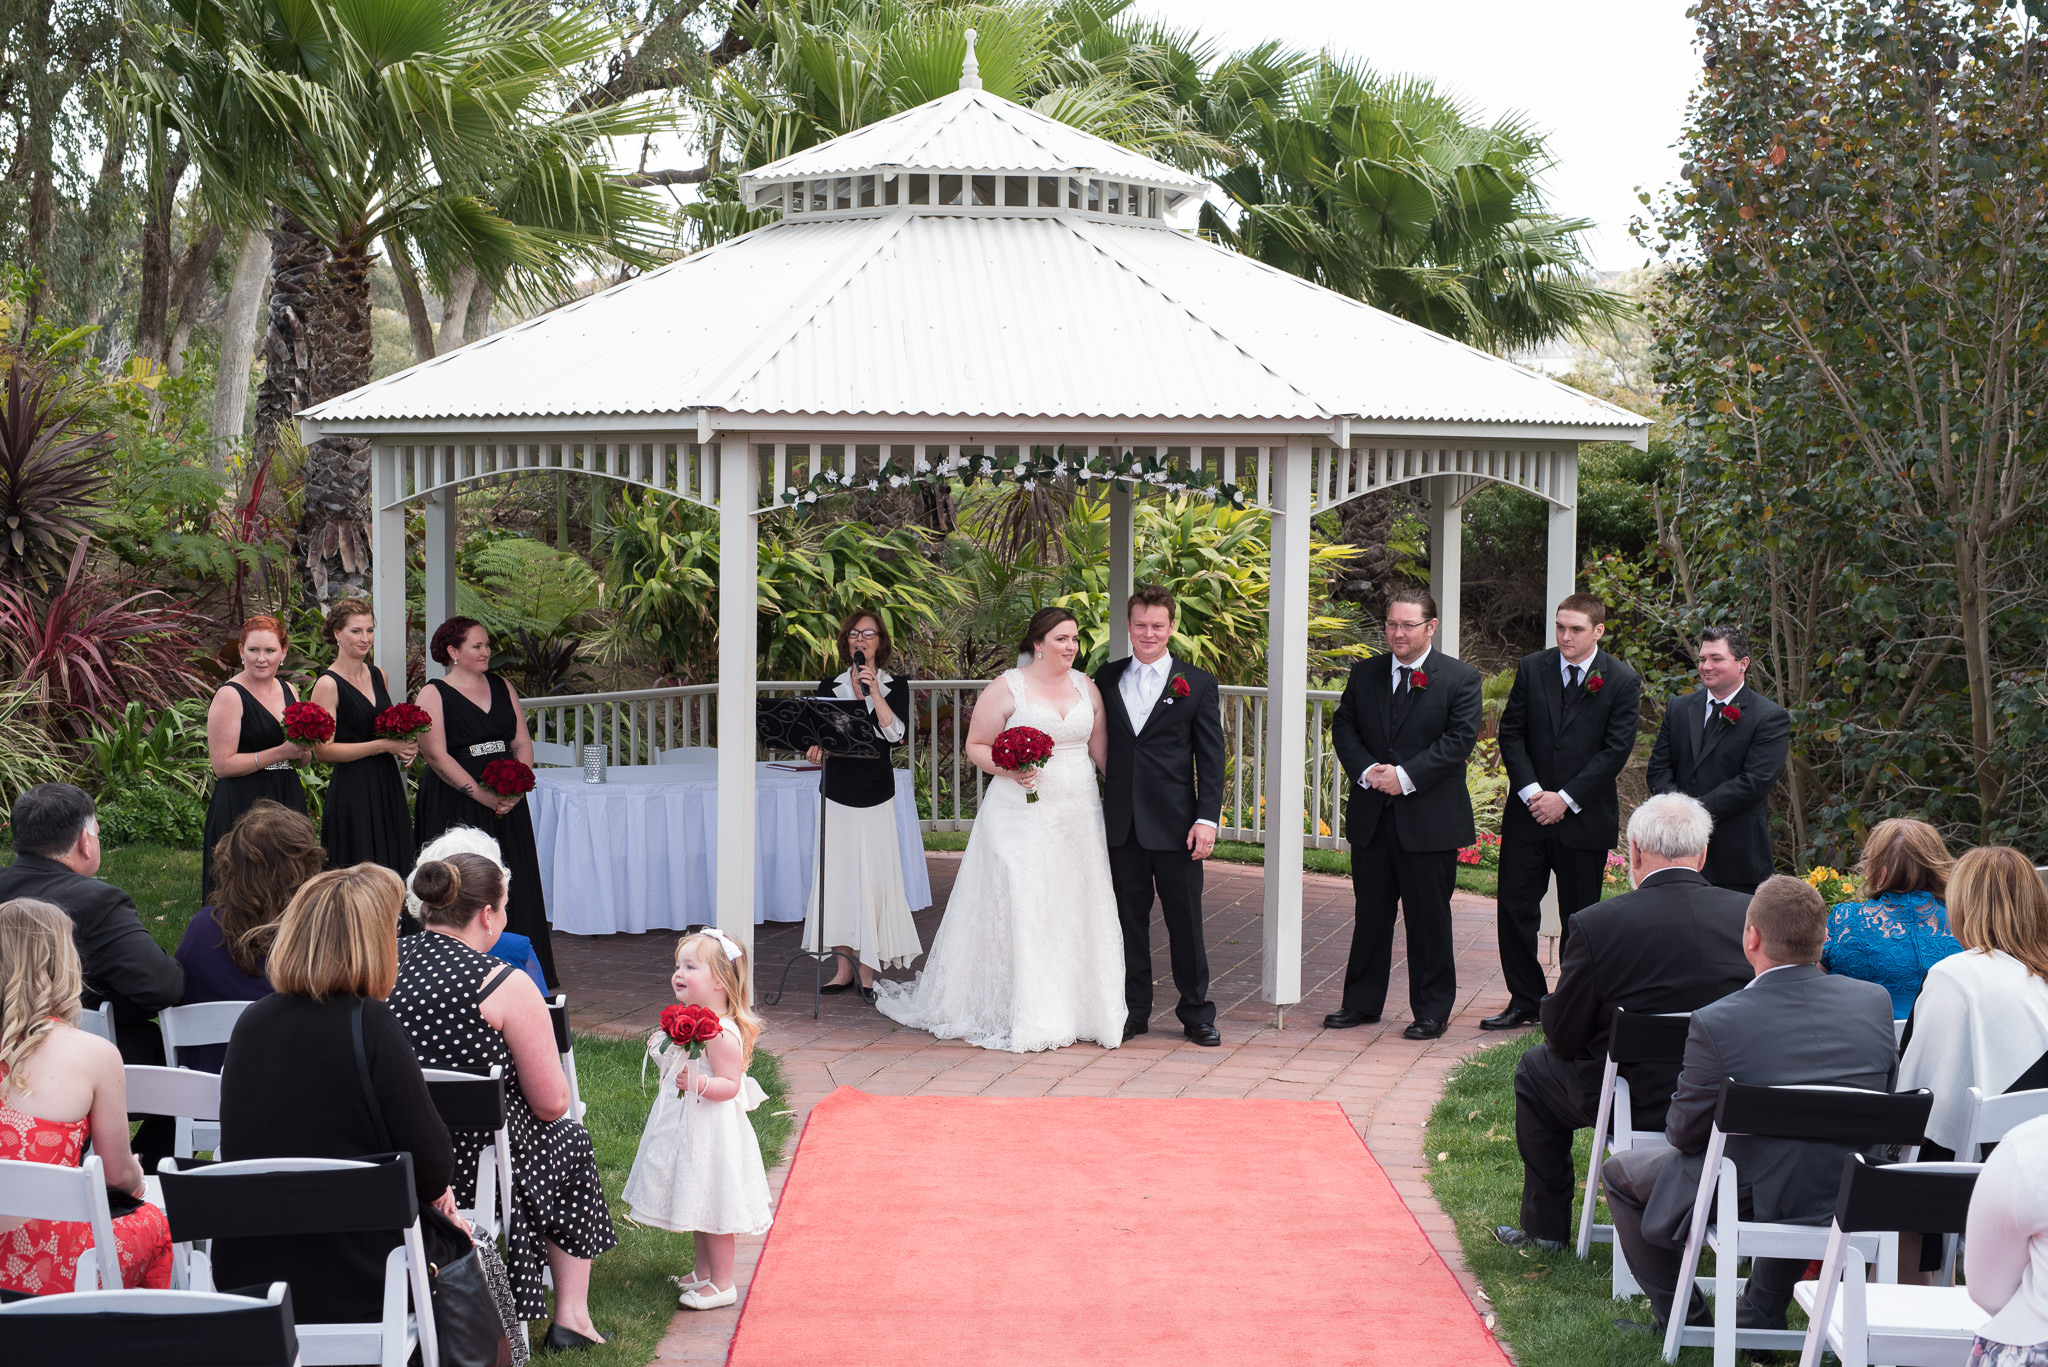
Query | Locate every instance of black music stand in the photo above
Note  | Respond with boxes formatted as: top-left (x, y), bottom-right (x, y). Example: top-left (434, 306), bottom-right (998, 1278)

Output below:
top-left (756, 696), bottom-right (881, 1017)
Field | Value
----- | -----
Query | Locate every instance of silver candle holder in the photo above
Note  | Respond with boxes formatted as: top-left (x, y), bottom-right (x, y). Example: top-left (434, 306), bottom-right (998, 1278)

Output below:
top-left (582, 745), bottom-right (607, 783)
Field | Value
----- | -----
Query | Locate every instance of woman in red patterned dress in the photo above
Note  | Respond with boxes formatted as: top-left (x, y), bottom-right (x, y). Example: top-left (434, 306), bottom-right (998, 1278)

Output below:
top-left (0, 898), bottom-right (172, 1293)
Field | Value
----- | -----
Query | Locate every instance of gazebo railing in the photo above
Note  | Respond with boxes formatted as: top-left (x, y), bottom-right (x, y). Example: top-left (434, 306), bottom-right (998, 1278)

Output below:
top-left (524, 681), bottom-right (1355, 849)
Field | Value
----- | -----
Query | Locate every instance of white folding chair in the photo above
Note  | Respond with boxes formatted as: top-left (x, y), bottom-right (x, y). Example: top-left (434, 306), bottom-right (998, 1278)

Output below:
top-left (530, 740), bottom-right (577, 767)
top-left (548, 994), bottom-right (585, 1122)
top-left (656, 745), bottom-right (718, 766)
top-left (422, 1066), bottom-right (515, 1242)
top-left (1662, 1082), bottom-right (1935, 1367)
top-left (1577, 1007), bottom-right (1693, 1297)
top-left (77, 1000), bottom-right (117, 1044)
top-left (159, 1154), bottom-right (437, 1367)
top-left (0, 1153), bottom-right (123, 1289)
top-left (1794, 1156), bottom-right (1986, 1367)
top-left (1958, 1084), bottom-right (2048, 1161)
top-left (158, 1000), bottom-right (253, 1068)
top-left (0, 1280), bottom-right (299, 1365)
top-left (124, 1064), bottom-right (223, 1162)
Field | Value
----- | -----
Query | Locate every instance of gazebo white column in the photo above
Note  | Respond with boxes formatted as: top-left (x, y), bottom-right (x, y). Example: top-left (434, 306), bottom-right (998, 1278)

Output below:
top-left (716, 434), bottom-right (759, 974)
top-left (1545, 446), bottom-right (1581, 616)
top-left (369, 444), bottom-right (407, 687)
top-left (422, 488), bottom-right (459, 679)
top-left (1427, 476), bottom-right (1463, 659)
top-left (1107, 482), bottom-right (1134, 658)
top-left (1262, 438), bottom-right (1313, 1017)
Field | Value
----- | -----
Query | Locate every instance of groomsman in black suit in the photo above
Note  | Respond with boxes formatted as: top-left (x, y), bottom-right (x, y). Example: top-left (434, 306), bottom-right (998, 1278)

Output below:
top-left (1483, 593), bottom-right (1643, 1029)
top-left (1326, 588), bottom-right (1483, 1040)
top-left (1646, 625), bottom-right (1792, 893)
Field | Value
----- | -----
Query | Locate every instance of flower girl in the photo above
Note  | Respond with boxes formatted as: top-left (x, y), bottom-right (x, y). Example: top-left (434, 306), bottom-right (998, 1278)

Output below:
top-left (622, 928), bottom-right (772, 1310)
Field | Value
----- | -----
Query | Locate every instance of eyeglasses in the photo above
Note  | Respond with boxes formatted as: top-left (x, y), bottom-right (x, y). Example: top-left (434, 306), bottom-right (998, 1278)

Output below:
top-left (1384, 618), bottom-right (1431, 633)
top-left (847, 629), bottom-right (879, 640)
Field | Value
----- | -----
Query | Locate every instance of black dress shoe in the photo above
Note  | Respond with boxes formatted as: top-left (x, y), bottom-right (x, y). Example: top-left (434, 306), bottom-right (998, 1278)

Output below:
top-left (818, 980), bottom-right (855, 995)
top-left (1480, 1005), bottom-right (1542, 1030)
top-left (1183, 1023), bottom-right (1221, 1046)
top-left (856, 985), bottom-right (877, 1003)
top-left (543, 1322), bottom-right (607, 1351)
top-left (1403, 1019), bottom-right (1448, 1040)
top-left (1122, 1020), bottom-right (1149, 1042)
top-left (1491, 1225), bottom-right (1563, 1251)
top-left (1322, 1009), bottom-right (1380, 1029)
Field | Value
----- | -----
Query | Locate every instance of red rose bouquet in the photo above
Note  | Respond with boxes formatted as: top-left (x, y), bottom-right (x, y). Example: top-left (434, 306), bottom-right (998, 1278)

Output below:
top-left (477, 757), bottom-right (536, 798)
top-left (990, 724), bottom-right (1055, 804)
top-left (280, 701), bottom-right (335, 747)
top-left (373, 702), bottom-right (434, 742)
top-left (660, 1003), bottom-right (724, 1068)
top-left (1170, 675), bottom-right (1191, 699)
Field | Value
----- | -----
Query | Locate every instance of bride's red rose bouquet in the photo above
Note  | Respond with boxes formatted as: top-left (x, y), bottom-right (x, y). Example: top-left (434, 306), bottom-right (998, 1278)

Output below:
top-left (991, 725), bottom-right (1055, 804)
top-left (373, 702), bottom-right (434, 742)
top-left (280, 701), bottom-right (335, 747)
top-left (660, 1003), bottom-right (723, 1067)
top-left (477, 757), bottom-right (536, 799)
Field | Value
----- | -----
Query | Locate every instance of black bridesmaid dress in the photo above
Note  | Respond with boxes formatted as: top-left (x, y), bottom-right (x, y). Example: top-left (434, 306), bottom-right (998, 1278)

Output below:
top-left (413, 675), bottom-right (556, 989)
top-left (320, 667), bottom-right (417, 878)
top-left (201, 680), bottom-right (309, 899)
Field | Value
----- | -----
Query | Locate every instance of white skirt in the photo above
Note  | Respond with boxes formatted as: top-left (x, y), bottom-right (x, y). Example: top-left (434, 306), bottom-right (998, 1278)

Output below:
top-left (804, 795), bottom-right (922, 970)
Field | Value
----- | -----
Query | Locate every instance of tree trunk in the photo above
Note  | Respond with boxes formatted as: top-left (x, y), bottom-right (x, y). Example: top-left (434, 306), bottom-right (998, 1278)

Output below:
top-left (253, 211), bottom-right (328, 481)
top-left (466, 278), bottom-right (494, 341)
top-left (17, 2), bottom-right (57, 338)
top-left (212, 225), bottom-right (274, 472)
top-left (383, 234), bottom-right (437, 363)
top-left (165, 221), bottom-right (225, 375)
top-left (437, 263), bottom-right (478, 353)
top-left (295, 233), bottom-right (377, 603)
top-left (135, 139), bottom-right (190, 365)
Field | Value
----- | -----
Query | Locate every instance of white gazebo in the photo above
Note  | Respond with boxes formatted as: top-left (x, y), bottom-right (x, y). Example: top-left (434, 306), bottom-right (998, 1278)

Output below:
top-left (300, 48), bottom-right (1647, 1008)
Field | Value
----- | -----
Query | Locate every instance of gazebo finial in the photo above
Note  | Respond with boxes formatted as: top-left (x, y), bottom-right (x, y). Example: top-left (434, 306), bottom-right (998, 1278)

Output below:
top-left (961, 27), bottom-right (982, 91)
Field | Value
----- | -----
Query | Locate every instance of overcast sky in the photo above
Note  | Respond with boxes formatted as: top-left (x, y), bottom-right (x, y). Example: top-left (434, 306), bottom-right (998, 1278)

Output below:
top-left (1140, 0), bottom-right (1702, 271)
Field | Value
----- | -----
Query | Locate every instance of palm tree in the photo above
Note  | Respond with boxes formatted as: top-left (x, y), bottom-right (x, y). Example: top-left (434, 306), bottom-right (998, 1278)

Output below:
top-left (130, 0), bottom-right (674, 600)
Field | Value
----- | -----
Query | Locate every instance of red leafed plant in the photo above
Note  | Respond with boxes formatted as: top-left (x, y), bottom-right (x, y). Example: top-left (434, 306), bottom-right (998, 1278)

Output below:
top-left (660, 1003), bottom-right (723, 1064)
top-left (281, 701), bottom-right (335, 746)
top-left (0, 362), bottom-right (110, 594)
top-left (478, 757), bottom-right (536, 797)
top-left (373, 703), bottom-right (433, 741)
top-left (990, 724), bottom-right (1055, 803)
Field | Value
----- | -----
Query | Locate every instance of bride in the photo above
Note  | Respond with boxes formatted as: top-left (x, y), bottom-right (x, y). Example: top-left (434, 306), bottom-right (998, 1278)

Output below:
top-left (874, 607), bottom-right (1126, 1052)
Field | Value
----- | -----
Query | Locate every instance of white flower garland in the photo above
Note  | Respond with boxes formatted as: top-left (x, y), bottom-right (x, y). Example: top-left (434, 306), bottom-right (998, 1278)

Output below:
top-left (775, 445), bottom-right (1249, 509)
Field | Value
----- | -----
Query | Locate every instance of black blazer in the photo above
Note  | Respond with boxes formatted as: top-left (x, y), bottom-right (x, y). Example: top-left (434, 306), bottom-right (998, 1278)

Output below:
top-left (1329, 650), bottom-right (1483, 852)
top-left (1646, 684), bottom-right (1792, 887)
top-left (1095, 657), bottom-right (1224, 850)
top-left (813, 672), bottom-right (909, 809)
top-left (1498, 646), bottom-right (1642, 851)
top-left (0, 853), bottom-right (184, 1027)
top-left (1642, 962), bottom-right (1897, 1238)
top-left (1539, 868), bottom-right (1754, 1117)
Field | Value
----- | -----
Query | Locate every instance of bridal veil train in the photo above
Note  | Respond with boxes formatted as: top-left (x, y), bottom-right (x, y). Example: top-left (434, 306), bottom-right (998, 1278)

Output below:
top-left (874, 667), bottom-right (1127, 1051)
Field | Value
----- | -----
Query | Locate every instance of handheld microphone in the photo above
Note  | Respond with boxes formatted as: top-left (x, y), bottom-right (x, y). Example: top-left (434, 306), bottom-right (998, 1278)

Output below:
top-left (853, 647), bottom-right (868, 697)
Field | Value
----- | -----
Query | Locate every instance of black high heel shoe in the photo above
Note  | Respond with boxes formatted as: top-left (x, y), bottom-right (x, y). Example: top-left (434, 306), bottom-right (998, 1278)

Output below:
top-left (818, 979), bottom-right (856, 995)
top-left (543, 1322), bottom-right (606, 1352)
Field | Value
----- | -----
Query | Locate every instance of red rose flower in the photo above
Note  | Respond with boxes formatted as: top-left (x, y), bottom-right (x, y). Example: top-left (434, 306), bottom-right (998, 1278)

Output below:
top-left (477, 757), bottom-right (536, 798)
top-left (1585, 673), bottom-right (1605, 694)
top-left (280, 701), bottom-right (335, 746)
top-left (1719, 704), bottom-right (1743, 725)
top-left (660, 1003), bottom-right (724, 1064)
top-left (1410, 670), bottom-right (1430, 690)
top-left (989, 725), bottom-right (1055, 804)
top-left (1170, 675), bottom-right (1191, 698)
top-left (373, 702), bottom-right (434, 742)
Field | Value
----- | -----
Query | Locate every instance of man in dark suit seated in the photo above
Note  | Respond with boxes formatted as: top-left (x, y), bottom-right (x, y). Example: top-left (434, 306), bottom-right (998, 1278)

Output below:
top-left (1601, 874), bottom-right (1898, 1337)
top-left (0, 783), bottom-right (185, 1164)
top-left (1491, 794), bottom-right (1754, 1252)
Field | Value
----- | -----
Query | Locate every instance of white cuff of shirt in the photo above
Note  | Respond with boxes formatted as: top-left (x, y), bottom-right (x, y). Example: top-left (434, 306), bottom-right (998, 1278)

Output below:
top-left (1558, 789), bottom-right (1580, 813)
top-left (1517, 783), bottom-right (1542, 806)
top-left (1195, 819), bottom-right (1218, 831)
top-left (1395, 766), bottom-right (1415, 796)
top-left (876, 718), bottom-right (906, 743)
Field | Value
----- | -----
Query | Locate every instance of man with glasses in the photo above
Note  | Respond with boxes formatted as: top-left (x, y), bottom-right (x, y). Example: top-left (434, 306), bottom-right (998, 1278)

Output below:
top-left (1326, 589), bottom-right (1483, 1039)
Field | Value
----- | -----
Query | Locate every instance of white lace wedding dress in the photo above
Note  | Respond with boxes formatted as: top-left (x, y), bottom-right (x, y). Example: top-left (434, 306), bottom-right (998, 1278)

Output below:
top-left (874, 668), bottom-right (1127, 1051)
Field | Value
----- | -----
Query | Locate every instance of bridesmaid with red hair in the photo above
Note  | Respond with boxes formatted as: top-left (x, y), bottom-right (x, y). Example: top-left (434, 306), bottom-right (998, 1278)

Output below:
top-left (201, 616), bottom-right (309, 900)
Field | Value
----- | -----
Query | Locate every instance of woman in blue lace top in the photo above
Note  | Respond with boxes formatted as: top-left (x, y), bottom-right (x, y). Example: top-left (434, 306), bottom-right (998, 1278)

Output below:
top-left (1821, 817), bottom-right (1962, 1018)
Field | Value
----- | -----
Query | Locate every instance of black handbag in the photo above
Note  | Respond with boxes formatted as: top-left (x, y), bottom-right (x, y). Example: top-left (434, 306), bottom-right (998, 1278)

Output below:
top-left (352, 1000), bottom-right (515, 1367)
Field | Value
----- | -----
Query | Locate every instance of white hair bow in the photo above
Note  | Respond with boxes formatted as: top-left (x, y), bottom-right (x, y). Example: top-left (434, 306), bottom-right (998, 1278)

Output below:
top-left (696, 926), bottom-right (745, 963)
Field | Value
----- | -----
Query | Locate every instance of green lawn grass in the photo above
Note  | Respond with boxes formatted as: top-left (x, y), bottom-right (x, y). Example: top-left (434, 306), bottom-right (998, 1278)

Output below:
top-left (97, 843), bottom-right (205, 954)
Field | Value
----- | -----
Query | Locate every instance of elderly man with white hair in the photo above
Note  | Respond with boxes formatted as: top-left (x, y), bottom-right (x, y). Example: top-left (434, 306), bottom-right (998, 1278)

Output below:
top-left (407, 826), bottom-right (549, 995)
top-left (1491, 794), bottom-right (1756, 1252)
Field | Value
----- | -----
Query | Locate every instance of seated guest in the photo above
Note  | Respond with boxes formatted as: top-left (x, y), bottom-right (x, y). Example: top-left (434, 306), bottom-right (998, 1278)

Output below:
top-left (0, 783), bottom-right (183, 1167)
top-left (1898, 845), bottom-right (2048, 1157)
top-left (1602, 875), bottom-right (1896, 1337)
top-left (1965, 1113), bottom-right (2048, 1362)
top-left (390, 853), bottom-right (616, 1351)
top-left (405, 827), bottom-right (548, 994)
top-left (172, 799), bottom-right (325, 1071)
top-left (0, 898), bottom-right (172, 1292)
top-left (1821, 817), bottom-right (1961, 1018)
top-left (1493, 794), bottom-right (1754, 1252)
top-left (216, 864), bottom-right (458, 1325)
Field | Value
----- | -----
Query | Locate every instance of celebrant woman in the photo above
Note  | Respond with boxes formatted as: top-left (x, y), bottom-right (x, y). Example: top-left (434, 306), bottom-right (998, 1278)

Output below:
top-left (308, 598), bottom-right (418, 877)
top-left (201, 615), bottom-right (309, 899)
top-left (804, 608), bottom-right (921, 998)
top-left (413, 617), bottom-right (557, 991)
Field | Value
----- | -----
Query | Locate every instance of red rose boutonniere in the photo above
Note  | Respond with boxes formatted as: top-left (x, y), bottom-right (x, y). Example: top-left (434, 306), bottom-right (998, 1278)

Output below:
top-left (1410, 670), bottom-right (1430, 690)
top-left (1718, 703), bottom-right (1743, 726)
top-left (1169, 675), bottom-right (1191, 699)
top-left (1584, 672), bottom-right (1605, 694)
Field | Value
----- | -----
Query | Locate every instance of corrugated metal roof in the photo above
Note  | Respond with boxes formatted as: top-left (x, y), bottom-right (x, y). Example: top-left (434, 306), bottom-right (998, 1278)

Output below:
top-left (739, 87), bottom-right (1210, 195)
top-left (305, 210), bottom-right (1644, 431)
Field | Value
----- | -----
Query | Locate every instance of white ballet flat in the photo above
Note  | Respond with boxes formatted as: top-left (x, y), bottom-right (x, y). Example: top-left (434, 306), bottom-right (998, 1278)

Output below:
top-left (678, 1282), bottom-right (737, 1310)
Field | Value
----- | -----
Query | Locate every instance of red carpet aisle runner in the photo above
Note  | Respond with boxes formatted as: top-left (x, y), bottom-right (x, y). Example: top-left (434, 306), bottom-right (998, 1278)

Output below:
top-left (727, 1087), bottom-right (1508, 1367)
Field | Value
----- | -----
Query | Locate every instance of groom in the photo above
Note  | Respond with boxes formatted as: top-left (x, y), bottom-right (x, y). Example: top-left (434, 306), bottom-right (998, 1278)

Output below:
top-left (1097, 585), bottom-right (1225, 1047)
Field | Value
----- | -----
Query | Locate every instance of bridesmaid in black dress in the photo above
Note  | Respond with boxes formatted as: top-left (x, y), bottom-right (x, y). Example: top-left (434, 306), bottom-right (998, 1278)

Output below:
top-left (308, 598), bottom-right (418, 877)
top-left (202, 615), bottom-right (309, 899)
top-left (413, 617), bottom-right (557, 989)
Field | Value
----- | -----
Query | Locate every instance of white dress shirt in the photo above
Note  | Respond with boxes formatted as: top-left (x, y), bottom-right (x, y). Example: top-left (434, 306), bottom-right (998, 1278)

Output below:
top-left (830, 668), bottom-right (905, 742)
top-left (1705, 684), bottom-right (1745, 726)
top-left (1359, 648), bottom-right (1431, 797)
top-left (1118, 654), bottom-right (1216, 831)
top-left (1516, 651), bottom-right (1595, 815)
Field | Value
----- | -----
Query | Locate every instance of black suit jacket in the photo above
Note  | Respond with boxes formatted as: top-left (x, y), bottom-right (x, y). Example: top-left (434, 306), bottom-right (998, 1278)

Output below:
top-left (1643, 962), bottom-right (1897, 1239)
top-left (1329, 650), bottom-right (1483, 852)
top-left (1539, 868), bottom-right (1754, 1116)
top-left (0, 853), bottom-right (185, 1026)
top-left (1498, 646), bottom-right (1641, 851)
top-left (1646, 684), bottom-right (1792, 887)
top-left (1095, 657), bottom-right (1224, 850)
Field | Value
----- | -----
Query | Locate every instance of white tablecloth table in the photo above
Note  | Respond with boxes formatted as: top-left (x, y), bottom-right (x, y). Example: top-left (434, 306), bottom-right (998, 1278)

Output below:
top-left (529, 762), bottom-right (931, 935)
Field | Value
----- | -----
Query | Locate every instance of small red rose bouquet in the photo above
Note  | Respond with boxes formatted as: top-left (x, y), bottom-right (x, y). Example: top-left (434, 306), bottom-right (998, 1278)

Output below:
top-left (1584, 671), bottom-right (1605, 694)
top-left (280, 701), bottom-right (335, 747)
top-left (477, 757), bottom-right (536, 798)
top-left (990, 724), bottom-right (1055, 804)
top-left (1718, 703), bottom-right (1742, 726)
top-left (1170, 675), bottom-right (1191, 699)
top-left (660, 1003), bottom-right (724, 1068)
top-left (373, 702), bottom-right (434, 742)
top-left (1411, 670), bottom-right (1430, 690)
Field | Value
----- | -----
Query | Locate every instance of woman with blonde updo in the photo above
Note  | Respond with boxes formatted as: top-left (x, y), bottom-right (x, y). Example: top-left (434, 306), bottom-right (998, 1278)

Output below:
top-left (0, 898), bottom-right (172, 1292)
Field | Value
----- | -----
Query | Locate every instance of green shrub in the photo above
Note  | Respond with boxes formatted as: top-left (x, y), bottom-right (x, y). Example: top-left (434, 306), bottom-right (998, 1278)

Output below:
top-left (97, 776), bottom-right (208, 849)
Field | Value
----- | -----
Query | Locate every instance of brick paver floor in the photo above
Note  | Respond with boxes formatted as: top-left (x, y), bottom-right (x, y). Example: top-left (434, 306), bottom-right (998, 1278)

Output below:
top-left (554, 854), bottom-right (1543, 1362)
